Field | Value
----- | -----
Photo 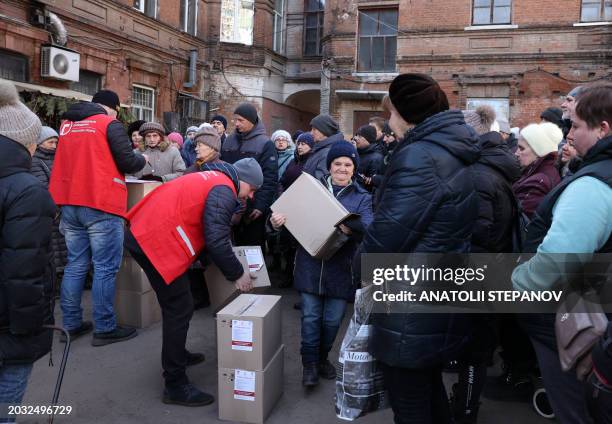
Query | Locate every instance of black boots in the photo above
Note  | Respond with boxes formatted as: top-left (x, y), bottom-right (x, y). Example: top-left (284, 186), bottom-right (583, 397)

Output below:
top-left (302, 363), bottom-right (319, 387)
top-left (163, 383), bottom-right (215, 407)
top-left (59, 321), bottom-right (93, 343)
top-left (318, 360), bottom-right (337, 380)
top-left (91, 325), bottom-right (137, 347)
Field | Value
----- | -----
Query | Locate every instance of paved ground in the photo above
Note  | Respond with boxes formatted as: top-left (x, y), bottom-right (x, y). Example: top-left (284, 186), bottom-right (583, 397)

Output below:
top-left (21, 287), bottom-right (552, 424)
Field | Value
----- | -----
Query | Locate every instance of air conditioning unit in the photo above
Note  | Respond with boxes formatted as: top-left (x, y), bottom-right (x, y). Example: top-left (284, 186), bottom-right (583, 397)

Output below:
top-left (41, 45), bottom-right (80, 82)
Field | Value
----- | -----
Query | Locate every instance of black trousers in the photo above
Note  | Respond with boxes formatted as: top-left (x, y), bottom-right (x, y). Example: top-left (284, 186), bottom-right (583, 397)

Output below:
top-left (380, 363), bottom-right (452, 424)
top-left (124, 230), bottom-right (194, 388)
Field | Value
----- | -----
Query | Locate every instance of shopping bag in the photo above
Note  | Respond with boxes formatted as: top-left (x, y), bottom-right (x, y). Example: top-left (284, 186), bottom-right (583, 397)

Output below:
top-left (335, 286), bottom-right (389, 420)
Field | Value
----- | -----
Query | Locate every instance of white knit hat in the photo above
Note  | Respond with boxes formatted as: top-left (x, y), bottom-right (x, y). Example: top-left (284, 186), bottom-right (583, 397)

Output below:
top-left (0, 80), bottom-right (41, 147)
top-left (520, 124), bottom-right (558, 157)
top-left (539, 122), bottom-right (564, 148)
top-left (271, 130), bottom-right (294, 148)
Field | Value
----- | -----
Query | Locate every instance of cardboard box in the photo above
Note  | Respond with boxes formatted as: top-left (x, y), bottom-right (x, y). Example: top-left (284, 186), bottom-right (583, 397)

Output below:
top-left (115, 254), bottom-right (153, 293)
top-left (217, 294), bottom-right (282, 371)
top-left (115, 289), bottom-right (161, 328)
top-left (126, 180), bottom-right (162, 211)
top-left (270, 172), bottom-right (355, 260)
top-left (218, 345), bottom-right (284, 424)
top-left (205, 246), bottom-right (271, 312)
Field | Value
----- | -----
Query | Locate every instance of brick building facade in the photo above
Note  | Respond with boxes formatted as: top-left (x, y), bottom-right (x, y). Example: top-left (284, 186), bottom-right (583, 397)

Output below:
top-left (1, 0), bottom-right (610, 137)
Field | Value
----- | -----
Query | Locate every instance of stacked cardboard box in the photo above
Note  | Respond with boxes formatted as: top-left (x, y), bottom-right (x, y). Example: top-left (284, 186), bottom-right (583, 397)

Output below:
top-left (205, 246), bottom-right (271, 313)
top-left (217, 295), bottom-right (284, 424)
top-left (114, 181), bottom-right (162, 328)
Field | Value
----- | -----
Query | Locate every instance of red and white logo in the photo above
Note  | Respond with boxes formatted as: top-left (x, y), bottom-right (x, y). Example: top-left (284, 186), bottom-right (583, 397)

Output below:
top-left (59, 121), bottom-right (74, 136)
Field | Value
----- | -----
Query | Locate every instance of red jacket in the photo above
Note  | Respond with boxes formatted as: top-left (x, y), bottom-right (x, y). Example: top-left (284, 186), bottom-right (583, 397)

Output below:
top-left (50, 114), bottom-right (128, 216)
top-left (513, 152), bottom-right (561, 219)
top-left (127, 171), bottom-right (236, 284)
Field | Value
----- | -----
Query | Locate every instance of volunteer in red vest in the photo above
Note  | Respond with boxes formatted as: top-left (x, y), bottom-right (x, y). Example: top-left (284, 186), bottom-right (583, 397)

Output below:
top-left (49, 90), bottom-right (146, 347)
top-left (124, 158), bottom-right (262, 407)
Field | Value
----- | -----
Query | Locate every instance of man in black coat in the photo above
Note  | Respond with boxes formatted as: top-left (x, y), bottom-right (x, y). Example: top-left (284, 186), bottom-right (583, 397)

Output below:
top-left (221, 103), bottom-right (277, 247)
top-left (357, 74), bottom-right (481, 424)
top-left (0, 81), bottom-right (56, 415)
top-left (302, 114), bottom-right (345, 179)
top-left (353, 124), bottom-right (384, 191)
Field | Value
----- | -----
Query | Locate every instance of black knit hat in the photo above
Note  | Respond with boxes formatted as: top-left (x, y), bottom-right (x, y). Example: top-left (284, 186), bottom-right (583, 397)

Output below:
top-left (389, 73), bottom-right (449, 125)
top-left (210, 114), bottom-right (228, 130)
top-left (233, 103), bottom-right (259, 125)
top-left (326, 141), bottom-right (360, 170)
top-left (92, 89), bottom-right (120, 111)
top-left (540, 107), bottom-right (564, 129)
top-left (128, 120), bottom-right (146, 136)
top-left (355, 125), bottom-right (377, 145)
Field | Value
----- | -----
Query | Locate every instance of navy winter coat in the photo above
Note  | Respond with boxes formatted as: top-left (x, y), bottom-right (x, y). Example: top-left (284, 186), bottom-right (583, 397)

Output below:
top-left (0, 135), bottom-right (56, 364)
top-left (358, 110), bottom-right (481, 368)
top-left (293, 177), bottom-right (373, 301)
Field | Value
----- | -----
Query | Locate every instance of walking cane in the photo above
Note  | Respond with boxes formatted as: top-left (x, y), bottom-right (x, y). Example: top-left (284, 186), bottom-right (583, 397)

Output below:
top-left (43, 325), bottom-right (71, 424)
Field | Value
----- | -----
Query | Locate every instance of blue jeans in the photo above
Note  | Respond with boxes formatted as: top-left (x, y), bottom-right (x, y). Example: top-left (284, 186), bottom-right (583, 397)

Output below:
top-left (300, 292), bottom-right (347, 365)
top-left (0, 364), bottom-right (33, 423)
top-left (60, 206), bottom-right (124, 333)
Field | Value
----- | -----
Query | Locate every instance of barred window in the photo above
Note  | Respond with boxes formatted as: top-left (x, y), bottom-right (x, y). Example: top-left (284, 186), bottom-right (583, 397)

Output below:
top-left (0, 50), bottom-right (28, 82)
top-left (70, 71), bottom-right (102, 96)
top-left (132, 85), bottom-right (155, 122)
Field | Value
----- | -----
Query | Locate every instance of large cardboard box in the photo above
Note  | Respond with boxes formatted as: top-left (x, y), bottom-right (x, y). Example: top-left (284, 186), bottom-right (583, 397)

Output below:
top-left (126, 180), bottom-right (162, 211)
top-left (115, 289), bottom-right (161, 328)
top-left (217, 294), bottom-right (282, 371)
top-left (205, 246), bottom-right (271, 312)
top-left (218, 345), bottom-right (284, 424)
top-left (115, 254), bottom-right (153, 293)
top-left (270, 172), bottom-right (355, 260)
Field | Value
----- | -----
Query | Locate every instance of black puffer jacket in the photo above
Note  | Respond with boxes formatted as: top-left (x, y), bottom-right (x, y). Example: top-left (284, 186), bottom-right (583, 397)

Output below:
top-left (0, 135), bottom-right (56, 364)
top-left (357, 142), bottom-right (385, 179)
top-left (201, 162), bottom-right (245, 281)
top-left (221, 121), bottom-right (278, 214)
top-left (31, 147), bottom-right (68, 272)
top-left (471, 131), bottom-right (521, 253)
top-left (359, 110), bottom-right (481, 368)
top-left (62, 102), bottom-right (145, 174)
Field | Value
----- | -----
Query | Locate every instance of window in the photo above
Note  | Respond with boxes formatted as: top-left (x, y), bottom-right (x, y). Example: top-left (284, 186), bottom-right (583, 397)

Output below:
top-left (133, 0), bottom-right (157, 18)
top-left (70, 71), bottom-right (102, 96)
top-left (304, 0), bottom-right (324, 56)
top-left (132, 85), bottom-right (155, 122)
top-left (0, 50), bottom-right (28, 82)
top-left (220, 0), bottom-right (254, 45)
top-left (466, 98), bottom-right (510, 122)
top-left (357, 9), bottom-right (398, 72)
top-left (472, 0), bottom-right (511, 25)
top-left (581, 0), bottom-right (612, 21)
top-left (181, 0), bottom-right (198, 35)
top-left (273, 0), bottom-right (285, 54)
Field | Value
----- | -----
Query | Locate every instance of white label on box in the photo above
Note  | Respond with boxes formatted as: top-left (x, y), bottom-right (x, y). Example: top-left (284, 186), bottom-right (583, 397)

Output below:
top-left (244, 248), bottom-right (264, 271)
top-left (234, 369), bottom-right (256, 401)
top-left (231, 320), bottom-right (254, 351)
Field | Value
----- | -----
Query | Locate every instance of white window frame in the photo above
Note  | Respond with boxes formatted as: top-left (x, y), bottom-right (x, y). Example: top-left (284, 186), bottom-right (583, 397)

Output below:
top-left (273, 0), bottom-right (285, 54)
top-left (466, 97), bottom-right (510, 122)
top-left (220, 0), bottom-right (255, 46)
top-left (181, 0), bottom-right (198, 36)
top-left (132, 85), bottom-right (156, 122)
top-left (580, 0), bottom-right (612, 22)
top-left (133, 0), bottom-right (157, 18)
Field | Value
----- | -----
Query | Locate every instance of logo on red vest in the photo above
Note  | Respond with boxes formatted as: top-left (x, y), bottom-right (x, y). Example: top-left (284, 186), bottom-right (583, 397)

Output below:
top-left (60, 121), bottom-right (74, 136)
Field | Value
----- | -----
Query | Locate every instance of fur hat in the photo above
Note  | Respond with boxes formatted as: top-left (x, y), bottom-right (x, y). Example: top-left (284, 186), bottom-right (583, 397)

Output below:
top-left (389, 73), bottom-right (449, 125)
top-left (128, 120), bottom-right (146, 136)
top-left (462, 105), bottom-right (496, 136)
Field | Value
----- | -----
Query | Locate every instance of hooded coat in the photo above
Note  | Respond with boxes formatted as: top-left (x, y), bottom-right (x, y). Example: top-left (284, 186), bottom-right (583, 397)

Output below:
top-left (357, 110), bottom-right (481, 368)
top-left (471, 131), bottom-right (522, 253)
top-left (512, 153), bottom-right (560, 219)
top-left (302, 133), bottom-right (345, 180)
top-left (0, 134), bottom-right (56, 364)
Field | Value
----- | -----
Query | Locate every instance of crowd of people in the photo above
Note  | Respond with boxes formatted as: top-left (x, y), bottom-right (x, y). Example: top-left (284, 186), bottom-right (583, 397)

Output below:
top-left (0, 72), bottom-right (611, 424)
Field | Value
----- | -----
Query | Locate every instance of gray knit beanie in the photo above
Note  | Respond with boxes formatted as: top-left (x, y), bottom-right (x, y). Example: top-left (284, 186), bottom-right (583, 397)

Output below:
top-left (139, 121), bottom-right (165, 137)
top-left (233, 158), bottom-right (263, 189)
top-left (0, 80), bottom-right (41, 148)
top-left (37, 126), bottom-right (59, 145)
top-left (310, 114), bottom-right (339, 137)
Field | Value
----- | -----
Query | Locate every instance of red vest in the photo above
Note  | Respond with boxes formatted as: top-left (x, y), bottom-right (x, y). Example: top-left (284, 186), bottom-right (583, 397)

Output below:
top-left (127, 171), bottom-right (237, 284)
top-left (50, 114), bottom-right (128, 217)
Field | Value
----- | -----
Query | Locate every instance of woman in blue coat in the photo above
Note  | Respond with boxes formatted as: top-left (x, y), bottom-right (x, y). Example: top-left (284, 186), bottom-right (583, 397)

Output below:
top-left (271, 142), bottom-right (373, 387)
